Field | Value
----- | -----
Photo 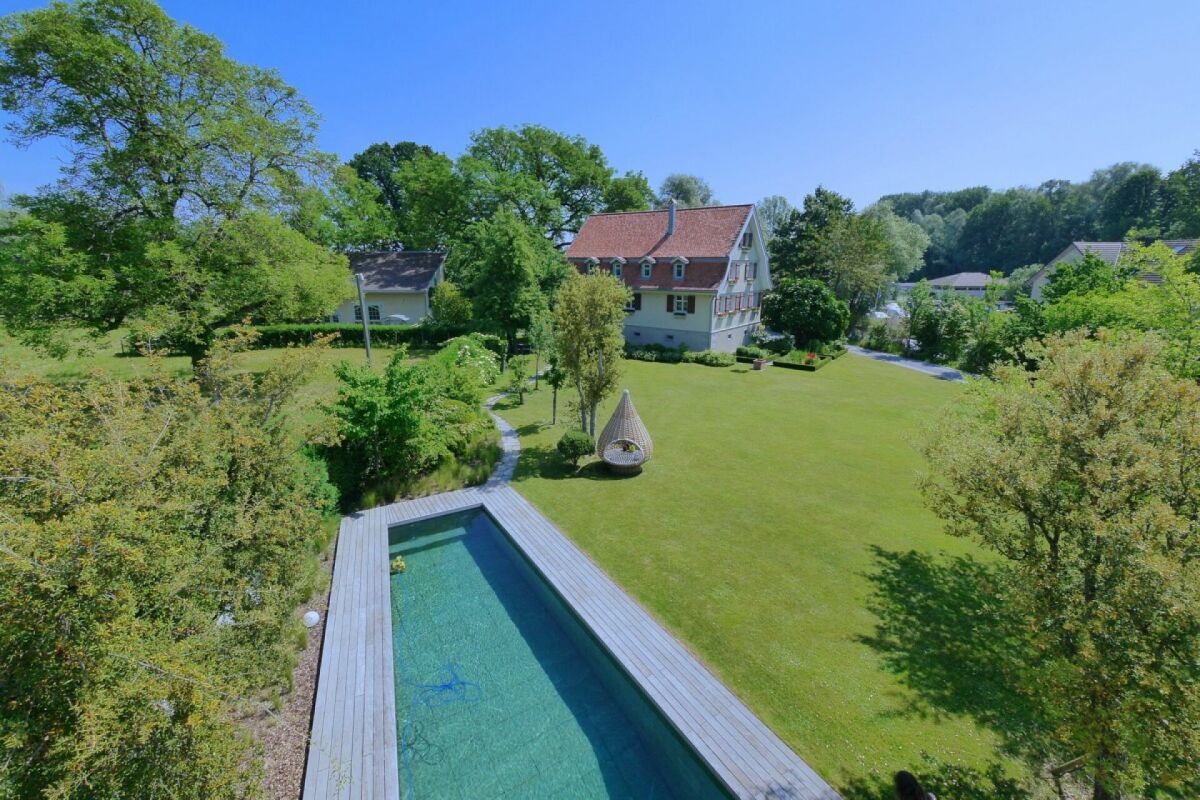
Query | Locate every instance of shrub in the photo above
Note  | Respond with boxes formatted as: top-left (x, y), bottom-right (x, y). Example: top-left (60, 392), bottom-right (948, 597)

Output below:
top-left (212, 322), bottom-right (470, 350)
top-left (624, 344), bottom-right (682, 363)
top-left (681, 349), bottom-right (735, 367)
top-left (762, 333), bottom-right (795, 355)
top-left (556, 429), bottom-right (595, 468)
top-left (736, 345), bottom-right (770, 359)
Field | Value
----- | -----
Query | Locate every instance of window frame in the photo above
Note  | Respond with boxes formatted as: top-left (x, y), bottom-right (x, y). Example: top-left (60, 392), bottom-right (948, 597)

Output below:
top-left (740, 230), bottom-right (754, 250)
top-left (641, 259), bottom-right (653, 279)
top-left (672, 259), bottom-right (686, 280)
top-left (673, 294), bottom-right (687, 314)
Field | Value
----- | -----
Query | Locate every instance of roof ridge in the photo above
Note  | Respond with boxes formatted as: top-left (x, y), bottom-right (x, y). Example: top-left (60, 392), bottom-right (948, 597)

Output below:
top-left (585, 203), bottom-right (753, 217)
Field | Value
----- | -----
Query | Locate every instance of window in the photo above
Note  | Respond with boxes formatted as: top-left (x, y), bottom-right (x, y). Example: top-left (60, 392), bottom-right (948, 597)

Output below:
top-left (612, 262), bottom-right (623, 278)
top-left (584, 257), bottom-right (599, 273)
top-left (674, 295), bottom-right (687, 314)
top-left (729, 262), bottom-right (740, 282)
top-left (327, 313), bottom-right (340, 323)
top-left (740, 230), bottom-right (754, 250)
top-left (673, 259), bottom-right (686, 280)
top-left (624, 292), bottom-right (641, 312)
top-left (745, 261), bottom-right (758, 280)
top-left (356, 304), bottom-right (381, 322)
top-left (641, 259), bottom-right (653, 278)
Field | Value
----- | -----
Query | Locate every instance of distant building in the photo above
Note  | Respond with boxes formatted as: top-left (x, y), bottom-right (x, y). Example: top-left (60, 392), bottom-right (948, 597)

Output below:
top-left (895, 271), bottom-right (997, 299)
top-left (566, 202), bottom-right (772, 352)
top-left (1029, 240), bottom-right (1197, 300)
top-left (329, 251), bottom-right (445, 325)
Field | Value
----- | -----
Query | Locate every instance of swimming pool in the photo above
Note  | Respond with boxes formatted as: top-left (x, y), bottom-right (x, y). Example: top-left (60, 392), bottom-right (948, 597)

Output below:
top-left (388, 508), bottom-right (730, 800)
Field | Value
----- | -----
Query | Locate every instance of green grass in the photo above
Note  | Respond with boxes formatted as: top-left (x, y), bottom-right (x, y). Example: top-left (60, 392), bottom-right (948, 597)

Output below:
top-left (495, 357), bottom-right (1029, 796)
top-left (0, 330), bottom-right (430, 435)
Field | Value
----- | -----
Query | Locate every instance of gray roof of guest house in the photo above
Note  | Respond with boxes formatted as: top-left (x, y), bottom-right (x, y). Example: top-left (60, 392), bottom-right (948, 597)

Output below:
top-left (928, 271), bottom-right (995, 288)
top-left (348, 251), bottom-right (445, 292)
top-left (1050, 240), bottom-right (1197, 267)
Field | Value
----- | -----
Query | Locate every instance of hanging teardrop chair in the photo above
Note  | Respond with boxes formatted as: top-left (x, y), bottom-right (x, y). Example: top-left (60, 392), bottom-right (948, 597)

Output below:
top-left (596, 390), bottom-right (654, 475)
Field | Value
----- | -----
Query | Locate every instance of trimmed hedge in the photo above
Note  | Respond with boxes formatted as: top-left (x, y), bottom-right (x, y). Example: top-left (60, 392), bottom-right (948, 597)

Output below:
top-left (215, 322), bottom-right (480, 351)
top-left (623, 343), bottom-right (734, 367)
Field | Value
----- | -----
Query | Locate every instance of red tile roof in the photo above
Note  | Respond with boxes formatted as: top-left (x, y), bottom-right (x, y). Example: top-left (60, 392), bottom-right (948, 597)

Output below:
top-left (566, 204), bottom-right (753, 261)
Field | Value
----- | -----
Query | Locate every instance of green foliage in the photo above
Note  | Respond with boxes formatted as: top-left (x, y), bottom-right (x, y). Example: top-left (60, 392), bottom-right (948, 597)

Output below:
top-left (1042, 250), bottom-right (1133, 301)
top-left (447, 208), bottom-right (556, 348)
top-left (923, 332), bottom-right (1200, 798)
top-left (556, 429), bottom-right (594, 467)
top-left (603, 171), bottom-right (656, 212)
top-left (735, 345), bottom-right (771, 359)
top-left (756, 195), bottom-right (793, 242)
top-left (656, 174), bottom-right (717, 208)
top-left (762, 277), bottom-right (850, 345)
top-left (554, 271), bottom-right (628, 435)
top-left (862, 200), bottom-right (931, 280)
top-left (318, 340), bottom-right (497, 506)
top-left (624, 344), bottom-right (682, 364)
top-left (209, 322), bottom-right (465, 350)
top-left (429, 281), bottom-right (473, 327)
top-left (1043, 244), bottom-right (1200, 379)
top-left (285, 165), bottom-right (398, 250)
top-left (506, 355), bottom-right (530, 403)
top-left (0, 0), bottom-right (350, 363)
top-left (0, 333), bottom-right (335, 799)
top-left (769, 187), bottom-right (893, 319)
top-left (347, 140), bottom-right (436, 225)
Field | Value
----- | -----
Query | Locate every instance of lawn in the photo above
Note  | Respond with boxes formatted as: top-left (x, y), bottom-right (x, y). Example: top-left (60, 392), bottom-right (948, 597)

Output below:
top-left (495, 355), bottom-right (1026, 796)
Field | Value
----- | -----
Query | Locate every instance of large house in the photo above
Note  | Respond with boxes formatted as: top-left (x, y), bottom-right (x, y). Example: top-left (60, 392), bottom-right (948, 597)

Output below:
top-left (565, 202), bottom-right (771, 352)
top-left (329, 251), bottom-right (445, 324)
top-left (1029, 239), bottom-right (1197, 300)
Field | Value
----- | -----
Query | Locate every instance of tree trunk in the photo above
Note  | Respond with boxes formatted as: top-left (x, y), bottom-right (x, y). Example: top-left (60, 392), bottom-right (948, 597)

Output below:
top-left (552, 386), bottom-right (558, 424)
top-left (589, 404), bottom-right (597, 437)
top-left (533, 352), bottom-right (541, 389)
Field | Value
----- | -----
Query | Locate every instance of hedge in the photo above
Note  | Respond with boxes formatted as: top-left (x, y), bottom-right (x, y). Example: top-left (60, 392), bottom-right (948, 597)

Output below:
top-left (216, 322), bottom-right (474, 350)
top-left (623, 343), bottom-right (734, 367)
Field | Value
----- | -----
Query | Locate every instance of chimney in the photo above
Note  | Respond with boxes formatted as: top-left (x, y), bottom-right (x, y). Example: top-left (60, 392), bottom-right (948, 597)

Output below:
top-left (667, 199), bottom-right (677, 236)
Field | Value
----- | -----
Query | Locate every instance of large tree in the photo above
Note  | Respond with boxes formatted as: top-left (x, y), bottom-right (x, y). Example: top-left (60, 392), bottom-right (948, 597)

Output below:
top-left (923, 332), bottom-right (1200, 800)
top-left (447, 209), bottom-right (552, 355)
top-left (554, 271), bottom-right (628, 436)
top-left (346, 140), bottom-right (435, 220)
top-left (756, 195), bottom-right (793, 242)
top-left (656, 173), bottom-right (717, 208)
top-left (761, 277), bottom-right (849, 345)
top-left (0, 0), bottom-right (349, 362)
top-left (863, 200), bottom-right (930, 280)
top-left (285, 164), bottom-right (398, 251)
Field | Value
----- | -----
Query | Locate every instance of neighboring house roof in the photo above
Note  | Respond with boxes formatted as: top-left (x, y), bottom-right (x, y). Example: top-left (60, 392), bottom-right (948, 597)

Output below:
top-left (928, 271), bottom-right (995, 288)
top-left (1033, 239), bottom-right (1198, 287)
top-left (566, 204), bottom-right (754, 261)
top-left (348, 251), bottom-right (445, 292)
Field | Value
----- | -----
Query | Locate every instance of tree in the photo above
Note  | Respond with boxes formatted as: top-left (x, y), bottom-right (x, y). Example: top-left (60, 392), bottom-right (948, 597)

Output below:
top-left (554, 271), bottom-right (628, 436)
top-left (0, 331), bottom-right (337, 799)
top-left (922, 332), bottom-right (1200, 799)
top-left (1042, 251), bottom-right (1132, 301)
top-left (347, 140), bottom-right (435, 220)
top-left (863, 201), bottom-right (930, 280)
top-left (448, 209), bottom-right (548, 357)
top-left (762, 277), bottom-right (849, 345)
top-left (0, 0), bottom-right (326, 222)
top-left (756, 195), bottom-right (793, 242)
top-left (603, 170), bottom-right (656, 212)
top-left (463, 124), bottom-right (625, 243)
top-left (285, 165), bottom-right (398, 251)
top-left (0, 0), bottom-right (348, 363)
top-left (656, 173), bottom-right (717, 208)
top-left (556, 429), bottom-right (594, 469)
top-left (526, 309), bottom-right (555, 389)
top-left (0, 211), bottom-right (350, 363)
top-left (1096, 166), bottom-right (1164, 239)
top-left (429, 281), bottom-right (472, 327)
top-left (1161, 151), bottom-right (1200, 237)
top-left (392, 150), bottom-right (472, 250)
top-left (770, 188), bottom-right (892, 319)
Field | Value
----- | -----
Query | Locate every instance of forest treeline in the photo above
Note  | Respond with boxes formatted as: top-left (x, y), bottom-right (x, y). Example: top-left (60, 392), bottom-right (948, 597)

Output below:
top-left (879, 154), bottom-right (1200, 277)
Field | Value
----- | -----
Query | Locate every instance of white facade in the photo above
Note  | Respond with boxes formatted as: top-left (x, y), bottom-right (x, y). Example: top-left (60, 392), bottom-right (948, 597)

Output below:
top-left (330, 289), bottom-right (432, 325)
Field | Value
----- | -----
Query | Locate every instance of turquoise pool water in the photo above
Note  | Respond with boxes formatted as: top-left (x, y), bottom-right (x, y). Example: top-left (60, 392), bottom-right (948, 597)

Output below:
top-left (388, 509), bottom-right (730, 800)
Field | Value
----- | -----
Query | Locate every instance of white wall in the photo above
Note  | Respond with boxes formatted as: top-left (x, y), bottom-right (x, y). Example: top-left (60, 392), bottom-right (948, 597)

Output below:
top-left (331, 291), bottom-right (429, 324)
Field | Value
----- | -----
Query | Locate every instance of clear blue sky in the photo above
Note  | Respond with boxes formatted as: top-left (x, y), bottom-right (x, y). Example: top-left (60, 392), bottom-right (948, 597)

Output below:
top-left (1, 0), bottom-right (1197, 208)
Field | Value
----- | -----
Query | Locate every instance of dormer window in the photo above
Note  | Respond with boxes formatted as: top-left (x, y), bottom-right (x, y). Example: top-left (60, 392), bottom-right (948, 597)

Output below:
top-left (640, 259), bottom-right (654, 279)
top-left (583, 257), bottom-right (599, 273)
top-left (740, 231), bottom-right (754, 250)
top-left (672, 258), bottom-right (687, 280)
top-left (611, 258), bottom-right (625, 278)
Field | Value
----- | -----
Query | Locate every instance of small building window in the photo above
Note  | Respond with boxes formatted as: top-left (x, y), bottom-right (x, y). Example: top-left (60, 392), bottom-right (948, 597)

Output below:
top-left (641, 260), bottom-right (653, 278)
top-left (355, 305), bottom-right (381, 322)
top-left (584, 257), bottom-right (599, 273)
top-left (673, 260), bottom-right (686, 280)
top-left (740, 231), bottom-right (754, 250)
top-left (674, 295), bottom-right (687, 314)
top-left (745, 262), bottom-right (758, 280)
top-left (612, 262), bottom-right (623, 278)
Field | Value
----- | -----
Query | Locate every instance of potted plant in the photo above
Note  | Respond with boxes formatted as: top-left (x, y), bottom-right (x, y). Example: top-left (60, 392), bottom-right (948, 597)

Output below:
top-left (752, 357), bottom-right (768, 370)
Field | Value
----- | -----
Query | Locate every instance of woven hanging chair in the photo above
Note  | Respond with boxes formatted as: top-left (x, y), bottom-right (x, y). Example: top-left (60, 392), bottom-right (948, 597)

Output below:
top-left (596, 390), bottom-right (653, 475)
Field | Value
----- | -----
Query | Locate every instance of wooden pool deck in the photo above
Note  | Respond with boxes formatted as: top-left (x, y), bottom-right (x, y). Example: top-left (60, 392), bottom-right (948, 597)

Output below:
top-left (302, 409), bottom-right (841, 799)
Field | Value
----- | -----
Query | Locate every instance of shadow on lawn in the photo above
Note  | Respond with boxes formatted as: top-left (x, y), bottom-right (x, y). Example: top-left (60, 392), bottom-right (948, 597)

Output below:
top-left (513, 443), bottom-right (630, 483)
top-left (850, 547), bottom-right (1056, 799)
top-left (841, 754), bottom-right (1028, 800)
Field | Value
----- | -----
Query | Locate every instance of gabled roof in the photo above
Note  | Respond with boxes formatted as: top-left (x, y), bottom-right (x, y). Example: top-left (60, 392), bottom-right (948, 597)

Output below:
top-left (928, 271), bottom-right (995, 288)
top-left (566, 204), bottom-right (753, 261)
top-left (348, 251), bottom-right (445, 292)
top-left (1054, 240), bottom-right (1198, 266)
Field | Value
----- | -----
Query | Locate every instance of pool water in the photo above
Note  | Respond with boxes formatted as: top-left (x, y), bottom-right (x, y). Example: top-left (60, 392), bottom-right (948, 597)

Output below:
top-left (388, 509), bottom-right (730, 800)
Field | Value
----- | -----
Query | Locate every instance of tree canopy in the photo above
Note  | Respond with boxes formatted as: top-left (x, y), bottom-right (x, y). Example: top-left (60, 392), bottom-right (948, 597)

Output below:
top-left (923, 332), bottom-right (1200, 799)
top-left (656, 173), bottom-right (717, 209)
top-left (554, 271), bottom-right (628, 436)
